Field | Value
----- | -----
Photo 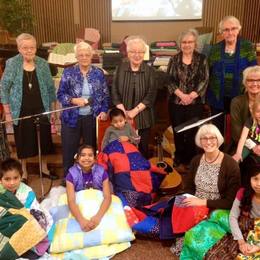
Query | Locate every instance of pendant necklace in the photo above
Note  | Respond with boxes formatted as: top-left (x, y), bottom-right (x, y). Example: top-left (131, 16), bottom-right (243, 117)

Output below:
top-left (26, 70), bottom-right (33, 89)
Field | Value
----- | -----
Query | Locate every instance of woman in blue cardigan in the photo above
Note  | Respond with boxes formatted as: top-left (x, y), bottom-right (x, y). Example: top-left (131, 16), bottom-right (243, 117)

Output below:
top-left (57, 41), bottom-right (110, 177)
top-left (1, 33), bottom-right (57, 181)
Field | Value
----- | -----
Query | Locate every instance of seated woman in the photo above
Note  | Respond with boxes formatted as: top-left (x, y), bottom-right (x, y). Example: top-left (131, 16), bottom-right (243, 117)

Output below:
top-left (171, 124), bottom-right (240, 257)
top-left (0, 158), bottom-right (53, 259)
top-left (231, 65), bottom-right (260, 184)
top-left (233, 95), bottom-right (260, 163)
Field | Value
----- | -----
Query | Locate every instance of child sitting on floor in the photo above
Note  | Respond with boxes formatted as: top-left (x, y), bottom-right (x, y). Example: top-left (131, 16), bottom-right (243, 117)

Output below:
top-left (66, 144), bottom-right (111, 232)
top-left (101, 107), bottom-right (140, 150)
top-left (0, 158), bottom-right (53, 258)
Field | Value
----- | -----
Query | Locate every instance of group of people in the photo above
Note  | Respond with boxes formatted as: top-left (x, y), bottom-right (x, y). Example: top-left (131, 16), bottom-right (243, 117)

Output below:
top-left (0, 13), bottom-right (260, 259)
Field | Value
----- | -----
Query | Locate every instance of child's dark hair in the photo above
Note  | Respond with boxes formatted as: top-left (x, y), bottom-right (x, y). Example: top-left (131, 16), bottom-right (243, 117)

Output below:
top-left (0, 158), bottom-right (23, 179)
top-left (75, 144), bottom-right (95, 160)
top-left (109, 107), bottom-right (126, 121)
top-left (240, 164), bottom-right (260, 214)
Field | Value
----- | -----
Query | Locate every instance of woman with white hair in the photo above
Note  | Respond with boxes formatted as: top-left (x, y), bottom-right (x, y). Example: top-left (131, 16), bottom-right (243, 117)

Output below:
top-left (57, 41), bottom-right (109, 177)
top-left (111, 36), bottom-right (157, 158)
top-left (231, 65), bottom-right (260, 145)
top-left (1, 33), bottom-right (57, 181)
top-left (167, 28), bottom-right (209, 171)
top-left (175, 123), bottom-right (240, 258)
top-left (207, 15), bottom-right (257, 135)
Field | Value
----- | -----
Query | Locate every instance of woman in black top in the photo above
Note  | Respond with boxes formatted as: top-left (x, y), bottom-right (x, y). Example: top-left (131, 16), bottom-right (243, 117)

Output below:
top-left (167, 29), bottom-right (209, 171)
top-left (112, 36), bottom-right (157, 158)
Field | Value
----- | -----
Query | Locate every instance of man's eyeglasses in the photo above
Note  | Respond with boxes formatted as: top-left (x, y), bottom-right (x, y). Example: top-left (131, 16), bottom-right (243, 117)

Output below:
top-left (222, 27), bottom-right (239, 33)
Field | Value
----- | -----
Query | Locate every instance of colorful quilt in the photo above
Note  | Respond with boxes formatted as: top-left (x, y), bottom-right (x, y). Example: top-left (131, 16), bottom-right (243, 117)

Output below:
top-left (180, 209), bottom-right (230, 259)
top-left (97, 140), bottom-right (168, 238)
top-left (172, 194), bottom-right (209, 234)
top-left (97, 140), bottom-right (166, 201)
top-left (0, 189), bottom-right (47, 260)
top-left (50, 189), bottom-right (135, 259)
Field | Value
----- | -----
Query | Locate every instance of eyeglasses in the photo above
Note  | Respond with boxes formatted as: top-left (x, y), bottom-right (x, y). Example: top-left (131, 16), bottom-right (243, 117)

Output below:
top-left (200, 136), bottom-right (217, 142)
top-left (128, 51), bottom-right (145, 55)
top-left (222, 27), bottom-right (239, 33)
top-left (77, 54), bottom-right (92, 59)
top-left (181, 41), bottom-right (195, 45)
top-left (21, 46), bottom-right (36, 51)
top-left (246, 79), bottom-right (260, 84)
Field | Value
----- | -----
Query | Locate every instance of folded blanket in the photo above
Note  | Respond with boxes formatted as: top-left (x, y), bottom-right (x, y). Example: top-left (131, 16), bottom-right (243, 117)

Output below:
top-left (50, 189), bottom-right (135, 259)
top-left (0, 190), bottom-right (46, 260)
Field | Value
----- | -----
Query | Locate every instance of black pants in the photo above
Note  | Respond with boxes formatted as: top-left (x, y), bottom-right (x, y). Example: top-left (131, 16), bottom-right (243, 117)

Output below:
top-left (61, 115), bottom-right (96, 176)
top-left (169, 102), bottom-right (203, 165)
top-left (210, 96), bottom-right (232, 137)
top-left (138, 127), bottom-right (151, 159)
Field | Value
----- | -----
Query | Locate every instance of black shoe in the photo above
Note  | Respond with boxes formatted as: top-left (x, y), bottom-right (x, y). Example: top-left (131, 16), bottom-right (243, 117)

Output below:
top-left (41, 172), bottom-right (59, 180)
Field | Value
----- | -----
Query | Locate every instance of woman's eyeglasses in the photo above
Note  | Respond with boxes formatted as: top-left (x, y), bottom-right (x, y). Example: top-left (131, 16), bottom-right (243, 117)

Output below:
top-left (200, 136), bottom-right (217, 142)
top-left (246, 79), bottom-right (260, 84)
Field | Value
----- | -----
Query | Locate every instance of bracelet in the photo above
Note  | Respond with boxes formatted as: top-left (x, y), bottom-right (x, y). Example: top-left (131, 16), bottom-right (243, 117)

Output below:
top-left (5, 112), bottom-right (11, 115)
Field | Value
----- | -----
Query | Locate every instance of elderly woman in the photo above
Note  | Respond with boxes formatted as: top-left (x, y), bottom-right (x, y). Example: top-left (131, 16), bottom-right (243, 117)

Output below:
top-left (111, 36), bottom-right (157, 158)
top-left (231, 65), bottom-right (260, 184)
top-left (172, 123), bottom-right (240, 258)
top-left (57, 41), bottom-right (109, 176)
top-left (231, 66), bottom-right (260, 145)
top-left (167, 29), bottom-right (209, 171)
top-left (0, 33), bottom-right (56, 181)
top-left (207, 16), bottom-right (257, 135)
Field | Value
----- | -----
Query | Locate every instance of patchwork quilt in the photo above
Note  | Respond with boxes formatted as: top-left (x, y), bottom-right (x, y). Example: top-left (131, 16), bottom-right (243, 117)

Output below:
top-left (50, 189), bottom-right (135, 259)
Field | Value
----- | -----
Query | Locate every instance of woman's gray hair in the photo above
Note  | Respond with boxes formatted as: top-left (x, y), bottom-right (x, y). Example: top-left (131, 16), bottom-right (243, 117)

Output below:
top-left (195, 123), bottom-right (224, 148)
top-left (177, 29), bottom-right (198, 49)
top-left (219, 16), bottom-right (242, 33)
top-left (74, 41), bottom-right (93, 56)
top-left (243, 65), bottom-right (260, 87)
top-left (16, 33), bottom-right (36, 48)
top-left (126, 36), bottom-right (147, 53)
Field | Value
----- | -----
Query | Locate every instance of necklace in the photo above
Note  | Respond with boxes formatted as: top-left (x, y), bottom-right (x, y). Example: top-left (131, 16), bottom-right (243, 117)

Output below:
top-left (26, 70), bottom-right (33, 89)
top-left (204, 151), bottom-right (221, 164)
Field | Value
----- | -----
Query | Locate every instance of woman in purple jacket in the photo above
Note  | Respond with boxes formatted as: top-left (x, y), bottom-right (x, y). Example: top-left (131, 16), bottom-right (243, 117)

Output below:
top-left (57, 42), bottom-right (110, 177)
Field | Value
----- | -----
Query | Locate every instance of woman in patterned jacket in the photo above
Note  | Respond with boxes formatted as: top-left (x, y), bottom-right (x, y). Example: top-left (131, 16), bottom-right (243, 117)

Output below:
top-left (57, 41), bottom-right (110, 177)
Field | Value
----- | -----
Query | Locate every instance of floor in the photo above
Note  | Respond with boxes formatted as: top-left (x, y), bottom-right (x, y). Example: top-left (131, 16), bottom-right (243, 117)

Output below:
top-left (8, 133), bottom-right (180, 259)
